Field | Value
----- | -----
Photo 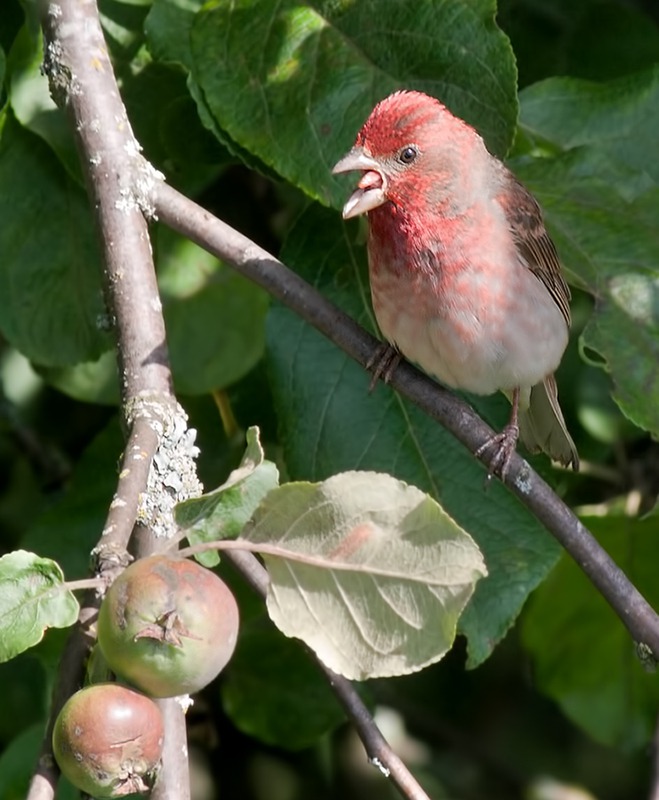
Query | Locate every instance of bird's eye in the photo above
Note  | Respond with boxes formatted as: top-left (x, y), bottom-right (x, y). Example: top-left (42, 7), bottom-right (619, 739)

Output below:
top-left (398, 145), bottom-right (418, 164)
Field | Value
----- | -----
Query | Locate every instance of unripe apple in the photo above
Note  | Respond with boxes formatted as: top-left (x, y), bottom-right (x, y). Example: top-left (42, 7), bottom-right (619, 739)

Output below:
top-left (53, 683), bottom-right (163, 797)
top-left (97, 555), bottom-right (239, 697)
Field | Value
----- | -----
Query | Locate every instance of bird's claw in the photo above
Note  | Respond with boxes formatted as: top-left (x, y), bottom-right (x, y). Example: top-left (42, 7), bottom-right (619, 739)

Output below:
top-left (475, 423), bottom-right (520, 482)
top-left (367, 343), bottom-right (402, 392)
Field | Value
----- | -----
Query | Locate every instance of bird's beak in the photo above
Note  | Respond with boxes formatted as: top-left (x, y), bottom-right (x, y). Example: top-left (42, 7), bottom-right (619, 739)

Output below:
top-left (332, 147), bottom-right (387, 219)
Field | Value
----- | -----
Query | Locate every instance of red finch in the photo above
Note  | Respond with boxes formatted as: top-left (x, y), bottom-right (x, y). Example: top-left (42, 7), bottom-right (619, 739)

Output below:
top-left (333, 90), bottom-right (578, 477)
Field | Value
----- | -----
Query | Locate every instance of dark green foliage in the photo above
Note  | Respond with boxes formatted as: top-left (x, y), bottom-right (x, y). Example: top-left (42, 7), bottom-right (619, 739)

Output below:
top-left (1, 1), bottom-right (658, 798)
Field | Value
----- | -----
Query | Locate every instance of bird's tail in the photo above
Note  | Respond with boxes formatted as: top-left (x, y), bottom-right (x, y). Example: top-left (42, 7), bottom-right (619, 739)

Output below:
top-left (519, 375), bottom-right (579, 470)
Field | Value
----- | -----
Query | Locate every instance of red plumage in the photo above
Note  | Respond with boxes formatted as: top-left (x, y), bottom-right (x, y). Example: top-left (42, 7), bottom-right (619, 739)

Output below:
top-left (333, 91), bottom-right (578, 476)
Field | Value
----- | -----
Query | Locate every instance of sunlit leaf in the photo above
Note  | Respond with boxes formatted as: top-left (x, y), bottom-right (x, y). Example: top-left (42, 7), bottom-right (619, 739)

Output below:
top-left (0, 117), bottom-right (109, 367)
top-left (158, 228), bottom-right (270, 396)
top-left (176, 427), bottom-right (280, 566)
top-left (188, 0), bottom-right (517, 206)
top-left (267, 204), bottom-right (562, 668)
top-left (240, 471), bottom-right (486, 680)
top-left (0, 551), bottom-right (79, 662)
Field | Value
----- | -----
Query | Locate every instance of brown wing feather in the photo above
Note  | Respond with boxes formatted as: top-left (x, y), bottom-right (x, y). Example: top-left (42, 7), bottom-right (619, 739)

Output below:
top-left (500, 172), bottom-right (571, 329)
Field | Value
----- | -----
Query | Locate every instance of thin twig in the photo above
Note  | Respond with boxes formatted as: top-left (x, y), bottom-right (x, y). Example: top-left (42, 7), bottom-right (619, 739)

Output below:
top-left (27, 605), bottom-right (97, 800)
top-left (323, 668), bottom-right (432, 800)
top-left (223, 550), bottom-right (432, 800)
top-left (95, 416), bottom-right (160, 566)
top-left (26, 414), bottom-right (163, 799)
top-left (154, 181), bottom-right (659, 660)
top-left (64, 578), bottom-right (106, 592)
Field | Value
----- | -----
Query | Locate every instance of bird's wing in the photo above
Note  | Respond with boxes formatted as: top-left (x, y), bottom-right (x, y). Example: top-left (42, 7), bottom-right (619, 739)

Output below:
top-left (500, 172), bottom-right (571, 329)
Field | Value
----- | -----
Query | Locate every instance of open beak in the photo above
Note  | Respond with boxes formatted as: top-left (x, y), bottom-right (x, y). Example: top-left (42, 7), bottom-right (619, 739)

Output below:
top-left (332, 147), bottom-right (387, 219)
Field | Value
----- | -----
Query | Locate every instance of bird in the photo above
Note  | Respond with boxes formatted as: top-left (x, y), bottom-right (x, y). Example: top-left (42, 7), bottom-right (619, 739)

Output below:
top-left (332, 90), bottom-right (578, 479)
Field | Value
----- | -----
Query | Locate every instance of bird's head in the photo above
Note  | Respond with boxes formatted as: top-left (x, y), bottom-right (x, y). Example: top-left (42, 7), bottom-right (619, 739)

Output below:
top-left (333, 91), bottom-right (480, 219)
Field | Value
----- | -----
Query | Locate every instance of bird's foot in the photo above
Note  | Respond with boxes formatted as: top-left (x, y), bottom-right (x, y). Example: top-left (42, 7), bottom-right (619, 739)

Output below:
top-left (367, 343), bottom-right (401, 392)
top-left (475, 422), bottom-right (520, 482)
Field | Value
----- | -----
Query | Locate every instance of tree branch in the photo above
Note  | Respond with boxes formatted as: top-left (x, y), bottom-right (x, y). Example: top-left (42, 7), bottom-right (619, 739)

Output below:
top-left (224, 550), bottom-right (432, 800)
top-left (41, 4), bottom-right (171, 405)
top-left (29, 3), bottom-right (659, 800)
top-left (153, 181), bottom-right (659, 660)
top-left (31, 0), bottom-right (190, 798)
top-left (33, 4), bottom-right (430, 800)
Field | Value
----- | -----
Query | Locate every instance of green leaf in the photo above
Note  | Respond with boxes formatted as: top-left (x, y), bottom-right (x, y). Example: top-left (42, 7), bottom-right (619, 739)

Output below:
top-left (0, 45), bottom-right (7, 97)
top-left (158, 227), bottom-right (270, 395)
top-left (500, 0), bottom-right (659, 89)
top-left (145, 0), bottom-right (205, 69)
top-left (522, 515), bottom-right (659, 750)
top-left (0, 725), bottom-right (43, 800)
top-left (0, 724), bottom-right (78, 800)
top-left (119, 58), bottom-right (230, 191)
top-left (518, 66), bottom-right (659, 186)
top-left (158, 93), bottom-right (231, 180)
top-left (0, 551), bottom-right (79, 662)
top-left (188, 0), bottom-right (517, 207)
top-left (38, 351), bottom-right (120, 405)
top-left (267, 203), bottom-right (561, 668)
top-left (240, 471), bottom-right (486, 680)
top-left (0, 655), bottom-right (47, 744)
top-left (22, 419), bottom-right (123, 577)
top-left (7, 25), bottom-right (82, 182)
top-left (511, 69), bottom-right (659, 438)
top-left (222, 616), bottom-right (345, 749)
top-left (561, 3), bottom-right (659, 82)
top-left (0, 116), bottom-right (110, 367)
top-left (512, 154), bottom-right (659, 438)
top-left (319, 0), bottom-right (517, 157)
top-left (99, 0), bottom-right (151, 60)
top-left (39, 225), bottom-right (270, 403)
top-left (177, 426), bottom-right (279, 566)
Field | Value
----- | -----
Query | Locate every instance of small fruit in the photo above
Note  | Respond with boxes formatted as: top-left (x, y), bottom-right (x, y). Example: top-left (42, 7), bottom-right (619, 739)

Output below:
top-left (53, 683), bottom-right (163, 797)
top-left (97, 555), bottom-right (239, 697)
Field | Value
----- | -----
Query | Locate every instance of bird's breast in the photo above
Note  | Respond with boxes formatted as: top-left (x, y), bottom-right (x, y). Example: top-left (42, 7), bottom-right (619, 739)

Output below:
top-left (366, 205), bottom-right (568, 394)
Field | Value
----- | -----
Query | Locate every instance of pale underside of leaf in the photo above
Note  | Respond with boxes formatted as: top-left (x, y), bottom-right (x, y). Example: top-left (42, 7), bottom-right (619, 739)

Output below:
top-left (241, 472), bottom-right (487, 680)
